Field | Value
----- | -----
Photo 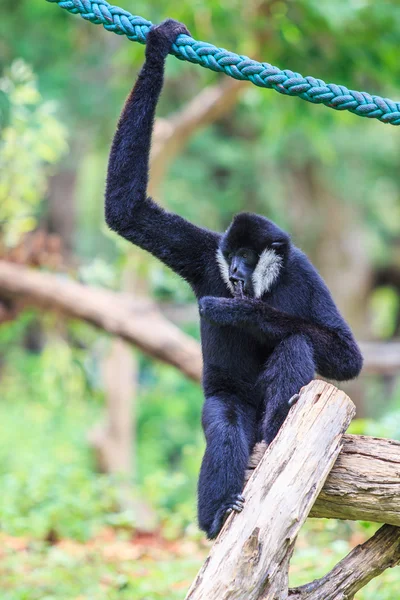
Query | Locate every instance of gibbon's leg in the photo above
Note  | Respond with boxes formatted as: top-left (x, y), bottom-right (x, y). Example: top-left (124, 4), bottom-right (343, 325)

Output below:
top-left (260, 334), bottom-right (315, 445)
top-left (198, 394), bottom-right (257, 539)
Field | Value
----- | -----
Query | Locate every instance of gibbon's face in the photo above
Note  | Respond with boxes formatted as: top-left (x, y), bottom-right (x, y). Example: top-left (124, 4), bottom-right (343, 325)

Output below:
top-left (225, 247), bottom-right (258, 296)
top-left (216, 212), bottom-right (290, 298)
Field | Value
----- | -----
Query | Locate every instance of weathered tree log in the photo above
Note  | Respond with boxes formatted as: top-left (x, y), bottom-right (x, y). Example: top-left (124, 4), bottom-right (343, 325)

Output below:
top-left (310, 434), bottom-right (400, 526)
top-left (289, 524), bottom-right (400, 600)
top-left (185, 380), bottom-right (355, 600)
top-left (246, 434), bottom-right (400, 528)
top-left (0, 260), bottom-right (202, 381)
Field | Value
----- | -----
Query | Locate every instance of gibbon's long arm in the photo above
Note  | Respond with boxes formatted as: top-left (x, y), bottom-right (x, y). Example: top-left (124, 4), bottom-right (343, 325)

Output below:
top-left (105, 19), bottom-right (218, 285)
top-left (199, 295), bottom-right (363, 381)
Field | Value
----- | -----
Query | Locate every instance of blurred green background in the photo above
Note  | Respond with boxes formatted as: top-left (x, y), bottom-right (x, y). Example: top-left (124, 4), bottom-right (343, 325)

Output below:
top-left (1, 1), bottom-right (400, 598)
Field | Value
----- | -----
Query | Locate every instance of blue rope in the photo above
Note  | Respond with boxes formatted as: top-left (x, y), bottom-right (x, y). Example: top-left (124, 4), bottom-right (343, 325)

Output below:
top-left (47, 0), bottom-right (400, 125)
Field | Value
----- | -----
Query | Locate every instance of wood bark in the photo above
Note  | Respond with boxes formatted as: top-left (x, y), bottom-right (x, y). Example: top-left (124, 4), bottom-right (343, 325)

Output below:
top-left (247, 434), bottom-right (400, 528)
top-left (185, 380), bottom-right (355, 600)
top-left (46, 170), bottom-right (77, 261)
top-left (289, 524), bottom-right (400, 600)
top-left (0, 260), bottom-right (202, 382)
top-left (310, 434), bottom-right (400, 526)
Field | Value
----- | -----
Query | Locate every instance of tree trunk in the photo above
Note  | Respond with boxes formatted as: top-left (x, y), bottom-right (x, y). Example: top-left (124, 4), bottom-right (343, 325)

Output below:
top-left (89, 338), bottom-right (137, 474)
top-left (46, 170), bottom-right (77, 261)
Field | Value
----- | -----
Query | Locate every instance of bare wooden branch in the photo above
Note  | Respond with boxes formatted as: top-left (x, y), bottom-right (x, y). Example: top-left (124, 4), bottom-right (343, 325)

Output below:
top-left (289, 524), bottom-right (400, 600)
top-left (246, 434), bottom-right (400, 528)
top-left (310, 434), bottom-right (400, 525)
top-left (0, 260), bottom-right (202, 381)
top-left (1, 261), bottom-right (399, 384)
top-left (185, 381), bottom-right (355, 600)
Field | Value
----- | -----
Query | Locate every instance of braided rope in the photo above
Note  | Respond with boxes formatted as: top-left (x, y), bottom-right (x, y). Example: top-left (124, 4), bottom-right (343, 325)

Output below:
top-left (47, 0), bottom-right (400, 125)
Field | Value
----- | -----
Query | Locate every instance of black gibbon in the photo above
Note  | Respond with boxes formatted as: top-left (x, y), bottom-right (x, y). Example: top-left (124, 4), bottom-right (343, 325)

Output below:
top-left (105, 19), bottom-right (363, 539)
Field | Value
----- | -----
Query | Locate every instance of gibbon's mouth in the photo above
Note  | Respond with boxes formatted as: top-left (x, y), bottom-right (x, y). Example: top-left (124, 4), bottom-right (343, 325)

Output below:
top-left (232, 280), bottom-right (248, 298)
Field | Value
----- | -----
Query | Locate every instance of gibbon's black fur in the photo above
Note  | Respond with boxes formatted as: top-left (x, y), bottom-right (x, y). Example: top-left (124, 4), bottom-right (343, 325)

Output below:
top-left (105, 19), bottom-right (363, 540)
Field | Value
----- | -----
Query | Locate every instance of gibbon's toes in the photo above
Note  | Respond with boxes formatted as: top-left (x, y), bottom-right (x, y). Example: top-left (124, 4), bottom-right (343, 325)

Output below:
top-left (207, 493), bottom-right (246, 539)
top-left (288, 392), bottom-right (300, 407)
top-left (225, 493), bottom-right (245, 514)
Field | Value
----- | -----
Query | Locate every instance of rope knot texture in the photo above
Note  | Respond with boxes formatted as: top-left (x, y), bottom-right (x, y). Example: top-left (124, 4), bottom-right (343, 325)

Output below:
top-left (47, 0), bottom-right (400, 125)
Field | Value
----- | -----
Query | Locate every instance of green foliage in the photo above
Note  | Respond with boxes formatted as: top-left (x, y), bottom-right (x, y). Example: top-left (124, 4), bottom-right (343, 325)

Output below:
top-left (0, 542), bottom-right (202, 600)
top-left (1, 2), bottom-right (400, 597)
top-left (137, 366), bottom-right (204, 526)
top-left (0, 60), bottom-right (67, 246)
top-left (0, 320), bottom-right (204, 541)
top-left (369, 287), bottom-right (400, 339)
top-left (0, 334), bottom-right (117, 541)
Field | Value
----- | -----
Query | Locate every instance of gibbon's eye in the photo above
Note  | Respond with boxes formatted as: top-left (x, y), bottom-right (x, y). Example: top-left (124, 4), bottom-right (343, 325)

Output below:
top-left (241, 249), bottom-right (258, 265)
top-left (271, 241), bottom-right (284, 250)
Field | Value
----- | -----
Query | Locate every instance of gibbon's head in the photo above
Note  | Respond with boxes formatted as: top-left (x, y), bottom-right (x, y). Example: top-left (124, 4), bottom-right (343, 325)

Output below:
top-left (217, 212), bottom-right (290, 298)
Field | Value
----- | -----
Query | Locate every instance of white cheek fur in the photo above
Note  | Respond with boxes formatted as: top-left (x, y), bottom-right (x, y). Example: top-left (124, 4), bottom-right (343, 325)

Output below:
top-left (252, 248), bottom-right (282, 298)
top-left (216, 248), bottom-right (235, 294)
top-left (216, 247), bottom-right (282, 298)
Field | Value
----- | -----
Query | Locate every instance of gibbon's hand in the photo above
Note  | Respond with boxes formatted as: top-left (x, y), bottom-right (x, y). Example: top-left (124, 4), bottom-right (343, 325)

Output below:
top-left (199, 296), bottom-right (257, 326)
top-left (146, 18), bottom-right (191, 60)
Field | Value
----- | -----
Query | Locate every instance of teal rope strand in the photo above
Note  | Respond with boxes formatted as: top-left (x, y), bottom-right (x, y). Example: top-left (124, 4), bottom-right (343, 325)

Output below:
top-left (47, 0), bottom-right (400, 126)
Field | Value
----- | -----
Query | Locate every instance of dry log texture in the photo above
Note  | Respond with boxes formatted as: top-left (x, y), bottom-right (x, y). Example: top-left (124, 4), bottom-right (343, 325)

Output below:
top-left (247, 435), bottom-right (400, 528)
top-left (310, 434), bottom-right (400, 526)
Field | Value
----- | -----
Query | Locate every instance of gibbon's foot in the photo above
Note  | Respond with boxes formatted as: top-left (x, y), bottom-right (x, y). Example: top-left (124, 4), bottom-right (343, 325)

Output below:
top-left (288, 392), bottom-right (300, 407)
top-left (207, 493), bottom-right (245, 539)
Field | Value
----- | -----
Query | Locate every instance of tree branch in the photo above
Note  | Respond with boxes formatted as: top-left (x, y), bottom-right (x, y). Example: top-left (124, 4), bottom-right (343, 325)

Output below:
top-left (247, 434), bottom-right (400, 528)
top-left (0, 260), bottom-right (202, 382)
top-left (289, 524), bottom-right (400, 600)
top-left (1, 261), bottom-right (399, 383)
